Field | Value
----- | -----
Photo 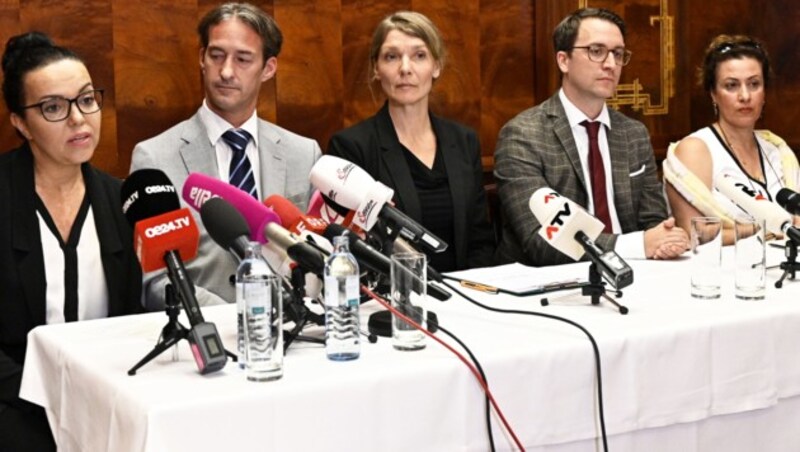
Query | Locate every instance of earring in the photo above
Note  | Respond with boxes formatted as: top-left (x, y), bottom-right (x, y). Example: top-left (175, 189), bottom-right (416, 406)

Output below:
top-left (712, 102), bottom-right (718, 116)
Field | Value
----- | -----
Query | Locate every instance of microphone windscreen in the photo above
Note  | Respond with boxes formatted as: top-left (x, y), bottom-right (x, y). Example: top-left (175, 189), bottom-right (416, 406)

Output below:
top-left (264, 194), bottom-right (303, 225)
top-left (320, 193), bottom-right (351, 216)
top-left (775, 188), bottom-right (800, 216)
top-left (308, 155), bottom-right (379, 210)
top-left (306, 189), bottom-right (325, 217)
top-left (200, 197), bottom-right (251, 251)
top-left (322, 223), bottom-right (349, 242)
top-left (121, 169), bottom-right (181, 227)
top-left (715, 174), bottom-right (790, 234)
top-left (182, 172), bottom-right (281, 243)
top-left (134, 207), bottom-right (199, 272)
top-left (264, 195), bottom-right (329, 236)
top-left (528, 187), bottom-right (604, 261)
top-left (776, 188), bottom-right (793, 206)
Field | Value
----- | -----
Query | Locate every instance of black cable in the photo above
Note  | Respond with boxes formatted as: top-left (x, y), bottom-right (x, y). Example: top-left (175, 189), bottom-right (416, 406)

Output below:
top-left (433, 322), bottom-right (496, 452)
top-left (442, 278), bottom-right (609, 452)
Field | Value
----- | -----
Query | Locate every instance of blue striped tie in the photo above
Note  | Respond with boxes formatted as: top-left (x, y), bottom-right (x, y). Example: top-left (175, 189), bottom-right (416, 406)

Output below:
top-left (223, 129), bottom-right (258, 199)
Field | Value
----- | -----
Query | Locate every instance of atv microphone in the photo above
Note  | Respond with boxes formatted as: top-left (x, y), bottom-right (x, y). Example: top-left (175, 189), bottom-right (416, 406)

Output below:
top-left (529, 187), bottom-right (633, 290)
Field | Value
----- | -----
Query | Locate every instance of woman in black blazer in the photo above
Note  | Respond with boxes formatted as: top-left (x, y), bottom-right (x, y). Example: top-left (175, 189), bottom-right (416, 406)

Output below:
top-left (0, 33), bottom-right (142, 451)
top-left (327, 11), bottom-right (495, 272)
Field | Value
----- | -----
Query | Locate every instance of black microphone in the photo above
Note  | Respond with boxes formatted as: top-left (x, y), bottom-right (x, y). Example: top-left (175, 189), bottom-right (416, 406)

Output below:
top-left (322, 224), bottom-right (451, 301)
top-left (264, 222), bottom-right (327, 277)
top-left (777, 188), bottom-right (800, 216)
top-left (200, 197), bottom-right (252, 260)
top-left (121, 169), bottom-right (227, 374)
top-left (574, 231), bottom-right (633, 290)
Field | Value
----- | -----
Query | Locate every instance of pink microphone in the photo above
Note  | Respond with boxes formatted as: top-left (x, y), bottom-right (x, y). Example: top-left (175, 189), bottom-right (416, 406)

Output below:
top-left (182, 172), bottom-right (281, 244)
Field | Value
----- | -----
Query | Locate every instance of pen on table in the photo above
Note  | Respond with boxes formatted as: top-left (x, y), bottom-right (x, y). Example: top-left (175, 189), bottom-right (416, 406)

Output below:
top-left (514, 279), bottom-right (584, 296)
top-left (459, 279), bottom-right (500, 294)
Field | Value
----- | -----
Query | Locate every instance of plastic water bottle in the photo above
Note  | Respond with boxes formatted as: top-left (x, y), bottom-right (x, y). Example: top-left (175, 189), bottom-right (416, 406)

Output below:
top-left (236, 242), bottom-right (283, 381)
top-left (324, 235), bottom-right (360, 360)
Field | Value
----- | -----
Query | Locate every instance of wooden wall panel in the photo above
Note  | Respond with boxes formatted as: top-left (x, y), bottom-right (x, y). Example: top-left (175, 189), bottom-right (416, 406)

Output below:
top-left (0, 1), bottom-right (21, 151)
top-left (481, 0), bottom-right (535, 166)
top-left (113, 0), bottom-right (201, 175)
top-left (0, 0), bottom-right (798, 179)
top-left (274, 0), bottom-right (343, 152)
top-left (415, 0), bottom-right (481, 130)
top-left (339, 0), bottom-right (404, 132)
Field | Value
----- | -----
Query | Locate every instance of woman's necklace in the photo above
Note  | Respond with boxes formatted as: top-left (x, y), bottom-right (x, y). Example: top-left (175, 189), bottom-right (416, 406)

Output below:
top-left (716, 121), bottom-right (763, 183)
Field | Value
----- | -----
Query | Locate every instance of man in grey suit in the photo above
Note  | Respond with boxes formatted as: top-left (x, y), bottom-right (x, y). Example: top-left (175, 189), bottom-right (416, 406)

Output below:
top-left (131, 2), bottom-right (321, 308)
top-left (495, 7), bottom-right (688, 266)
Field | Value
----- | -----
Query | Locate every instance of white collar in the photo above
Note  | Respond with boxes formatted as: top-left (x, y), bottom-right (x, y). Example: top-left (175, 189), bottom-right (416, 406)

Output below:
top-left (199, 100), bottom-right (260, 147)
top-left (558, 89), bottom-right (611, 130)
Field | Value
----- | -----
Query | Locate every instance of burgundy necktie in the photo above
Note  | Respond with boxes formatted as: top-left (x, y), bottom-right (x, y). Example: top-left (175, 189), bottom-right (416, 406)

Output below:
top-left (580, 120), bottom-right (613, 233)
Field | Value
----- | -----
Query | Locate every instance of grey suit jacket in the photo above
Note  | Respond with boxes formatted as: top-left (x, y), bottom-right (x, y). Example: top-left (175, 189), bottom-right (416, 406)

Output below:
top-left (130, 110), bottom-right (321, 309)
top-left (494, 93), bottom-right (667, 266)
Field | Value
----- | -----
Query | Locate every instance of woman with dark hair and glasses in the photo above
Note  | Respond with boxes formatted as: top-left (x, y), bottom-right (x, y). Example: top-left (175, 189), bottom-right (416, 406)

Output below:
top-left (664, 34), bottom-right (800, 245)
top-left (0, 32), bottom-right (142, 451)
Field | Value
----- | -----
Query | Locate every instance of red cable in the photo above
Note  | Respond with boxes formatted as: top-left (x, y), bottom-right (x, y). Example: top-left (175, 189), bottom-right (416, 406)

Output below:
top-left (361, 285), bottom-right (526, 452)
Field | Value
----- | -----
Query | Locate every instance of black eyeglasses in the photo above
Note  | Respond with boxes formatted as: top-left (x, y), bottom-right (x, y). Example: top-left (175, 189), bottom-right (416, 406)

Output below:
top-left (571, 44), bottom-right (632, 66)
top-left (715, 40), bottom-right (762, 55)
top-left (23, 89), bottom-right (104, 122)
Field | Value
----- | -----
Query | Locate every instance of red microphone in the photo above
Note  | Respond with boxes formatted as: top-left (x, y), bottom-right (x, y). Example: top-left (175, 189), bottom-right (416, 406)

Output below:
top-left (264, 194), bottom-right (328, 235)
top-left (133, 209), bottom-right (199, 273)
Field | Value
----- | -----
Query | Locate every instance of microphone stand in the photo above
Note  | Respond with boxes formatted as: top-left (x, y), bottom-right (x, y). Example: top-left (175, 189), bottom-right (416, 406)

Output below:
top-left (128, 284), bottom-right (237, 375)
top-left (282, 266), bottom-right (325, 352)
top-left (540, 264), bottom-right (629, 315)
top-left (775, 238), bottom-right (800, 288)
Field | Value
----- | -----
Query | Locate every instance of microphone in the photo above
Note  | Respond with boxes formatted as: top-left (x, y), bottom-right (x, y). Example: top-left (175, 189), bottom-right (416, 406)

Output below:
top-left (528, 187), bottom-right (633, 289)
top-left (200, 197), bottom-right (252, 260)
top-left (121, 169), bottom-right (226, 374)
top-left (265, 194), bottom-right (328, 235)
top-left (182, 172), bottom-right (281, 244)
top-left (776, 188), bottom-right (800, 216)
top-left (322, 224), bottom-right (451, 301)
top-left (263, 222), bottom-right (327, 277)
top-left (264, 194), bottom-right (333, 255)
top-left (319, 193), bottom-right (365, 233)
top-left (716, 175), bottom-right (800, 242)
top-left (309, 155), bottom-right (447, 253)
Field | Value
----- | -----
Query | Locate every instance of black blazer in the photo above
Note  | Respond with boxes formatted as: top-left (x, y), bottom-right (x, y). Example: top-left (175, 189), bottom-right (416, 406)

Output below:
top-left (327, 104), bottom-right (495, 270)
top-left (0, 144), bottom-right (142, 407)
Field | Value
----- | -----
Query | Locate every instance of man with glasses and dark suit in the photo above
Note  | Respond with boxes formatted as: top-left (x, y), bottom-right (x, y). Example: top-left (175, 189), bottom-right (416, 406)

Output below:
top-left (130, 2), bottom-right (320, 309)
top-left (494, 7), bottom-right (688, 266)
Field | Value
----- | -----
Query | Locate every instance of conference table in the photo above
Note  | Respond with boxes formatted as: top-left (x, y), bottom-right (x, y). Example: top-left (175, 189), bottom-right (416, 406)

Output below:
top-left (19, 246), bottom-right (800, 452)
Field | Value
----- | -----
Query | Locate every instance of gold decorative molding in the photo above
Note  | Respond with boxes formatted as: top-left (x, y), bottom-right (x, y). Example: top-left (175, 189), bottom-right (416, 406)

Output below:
top-left (581, 0), bottom-right (675, 115)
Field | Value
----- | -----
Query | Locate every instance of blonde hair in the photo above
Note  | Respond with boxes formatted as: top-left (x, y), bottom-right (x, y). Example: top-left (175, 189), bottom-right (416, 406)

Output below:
top-left (368, 11), bottom-right (446, 83)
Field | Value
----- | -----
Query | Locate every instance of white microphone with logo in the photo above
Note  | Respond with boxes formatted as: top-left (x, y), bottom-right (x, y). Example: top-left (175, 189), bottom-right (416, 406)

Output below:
top-left (715, 174), bottom-right (800, 243)
top-left (529, 187), bottom-right (633, 291)
top-left (309, 155), bottom-right (448, 253)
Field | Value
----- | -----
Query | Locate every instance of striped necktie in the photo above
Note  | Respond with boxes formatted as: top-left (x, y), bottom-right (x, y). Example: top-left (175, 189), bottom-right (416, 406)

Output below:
top-left (223, 129), bottom-right (258, 199)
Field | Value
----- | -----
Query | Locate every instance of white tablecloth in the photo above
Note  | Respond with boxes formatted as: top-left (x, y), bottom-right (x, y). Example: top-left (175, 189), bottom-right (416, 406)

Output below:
top-left (19, 247), bottom-right (800, 451)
